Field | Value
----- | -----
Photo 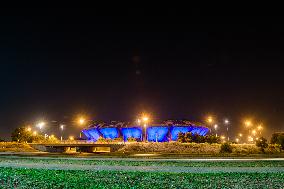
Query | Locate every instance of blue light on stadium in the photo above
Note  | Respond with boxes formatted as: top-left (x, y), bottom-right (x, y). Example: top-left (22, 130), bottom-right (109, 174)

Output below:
top-left (99, 127), bottom-right (119, 139)
top-left (82, 121), bottom-right (209, 142)
top-left (82, 128), bottom-right (100, 141)
top-left (147, 126), bottom-right (169, 142)
top-left (171, 126), bottom-right (192, 141)
top-left (121, 127), bottom-right (142, 141)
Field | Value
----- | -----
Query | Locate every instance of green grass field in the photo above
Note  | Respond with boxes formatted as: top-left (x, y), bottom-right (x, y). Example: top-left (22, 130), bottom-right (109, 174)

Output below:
top-left (0, 157), bottom-right (284, 167)
top-left (0, 168), bottom-right (283, 189)
top-left (0, 157), bottom-right (283, 188)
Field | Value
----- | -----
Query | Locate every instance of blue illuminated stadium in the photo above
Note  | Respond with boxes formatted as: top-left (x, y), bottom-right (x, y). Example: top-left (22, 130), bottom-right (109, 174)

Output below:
top-left (99, 127), bottom-right (119, 139)
top-left (147, 126), bottom-right (169, 142)
top-left (82, 120), bottom-right (209, 142)
top-left (121, 127), bottom-right (142, 142)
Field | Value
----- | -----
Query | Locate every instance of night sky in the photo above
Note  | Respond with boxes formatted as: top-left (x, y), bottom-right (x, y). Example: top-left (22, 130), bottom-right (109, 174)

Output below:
top-left (0, 9), bottom-right (283, 140)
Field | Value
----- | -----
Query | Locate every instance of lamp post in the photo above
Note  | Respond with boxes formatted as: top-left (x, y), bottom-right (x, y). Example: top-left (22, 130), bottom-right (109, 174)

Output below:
top-left (257, 125), bottom-right (263, 136)
top-left (60, 124), bottom-right (64, 141)
top-left (214, 124), bottom-right (218, 137)
top-left (224, 119), bottom-right (229, 141)
top-left (142, 116), bottom-right (149, 142)
top-left (36, 121), bottom-right (46, 131)
top-left (206, 116), bottom-right (214, 134)
top-left (77, 117), bottom-right (87, 139)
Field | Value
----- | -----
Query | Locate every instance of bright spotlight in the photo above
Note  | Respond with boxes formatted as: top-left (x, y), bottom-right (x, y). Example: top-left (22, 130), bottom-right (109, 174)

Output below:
top-left (224, 119), bottom-right (229, 124)
top-left (36, 121), bottom-right (46, 130)
top-left (78, 117), bottom-right (85, 125)
top-left (142, 117), bottom-right (149, 122)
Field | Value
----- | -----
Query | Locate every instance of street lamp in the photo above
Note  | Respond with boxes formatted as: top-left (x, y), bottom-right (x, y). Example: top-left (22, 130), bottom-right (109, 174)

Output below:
top-left (78, 118), bottom-right (85, 125)
top-left (60, 124), bottom-right (64, 141)
top-left (142, 116), bottom-right (149, 122)
top-left (245, 120), bottom-right (251, 127)
top-left (206, 116), bottom-right (214, 134)
top-left (76, 116), bottom-right (88, 139)
top-left (36, 121), bottom-right (46, 130)
top-left (138, 114), bottom-right (149, 142)
top-left (257, 125), bottom-right (263, 135)
top-left (214, 124), bottom-right (218, 137)
top-left (207, 116), bottom-right (213, 124)
top-left (224, 119), bottom-right (230, 141)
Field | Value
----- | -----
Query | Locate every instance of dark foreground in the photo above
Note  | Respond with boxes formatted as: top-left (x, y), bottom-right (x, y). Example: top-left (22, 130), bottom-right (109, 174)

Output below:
top-left (0, 156), bottom-right (283, 188)
top-left (0, 168), bottom-right (283, 189)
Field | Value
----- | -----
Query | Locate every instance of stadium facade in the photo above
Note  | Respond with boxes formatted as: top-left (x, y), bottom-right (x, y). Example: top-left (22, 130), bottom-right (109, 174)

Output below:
top-left (82, 120), bottom-right (209, 142)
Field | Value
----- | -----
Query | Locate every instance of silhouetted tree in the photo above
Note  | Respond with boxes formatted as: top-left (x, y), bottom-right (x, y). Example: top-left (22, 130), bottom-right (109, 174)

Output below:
top-left (271, 132), bottom-right (284, 150)
top-left (11, 127), bottom-right (44, 143)
top-left (177, 132), bottom-right (185, 143)
top-left (256, 137), bottom-right (268, 153)
top-left (220, 142), bottom-right (233, 153)
top-left (184, 132), bottom-right (193, 143)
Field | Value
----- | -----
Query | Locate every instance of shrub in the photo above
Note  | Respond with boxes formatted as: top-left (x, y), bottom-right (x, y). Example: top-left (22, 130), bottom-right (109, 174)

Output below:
top-left (113, 137), bottom-right (123, 142)
top-left (271, 132), bottom-right (284, 150)
top-left (97, 136), bottom-right (107, 143)
top-left (231, 144), bottom-right (260, 154)
top-left (105, 138), bottom-right (113, 143)
top-left (205, 135), bottom-right (220, 144)
top-left (256, 137), bottom-right (268, 153)
top-left (127, 137), bottom-right (137, 142)
top-left (220, 142), bottom-right (232, 153)
top-left (177, 132), bottom-right (185, 143)
top-left (118, 142), bottom-right (221, 154)
top-left (192, 134), bottom-right (205, 143)
top-left (184, 132), bottom-right (193, 143)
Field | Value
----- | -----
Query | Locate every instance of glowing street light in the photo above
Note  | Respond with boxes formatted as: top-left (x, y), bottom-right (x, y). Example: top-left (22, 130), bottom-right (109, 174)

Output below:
top-left (224, 119), bottom-right (229, 124)
top-left (236, 138), bottom-right (239, 143)
top-left (33, 131), bottom-right (37, 136)
top-left (60, 124), bottom-right (64, 141)
top-left (36, 121), bottom-right (46, 130)
top-left (220, 135), bottom-right (226, 142)
top-left (137, 119), bottom-right (141, 125)
top-left (214, 124), bottom-right (218, 130)
top-left (26, 127), bottom-right (32, 132)
top-left (69, 136), bottom-right (74, 141)
top-left (245, 120), bottom-right (252, 127)
top-left (252, 130), bottom-right (257, 136)
top-left (139, 114), bottom-right (150, 142)
top-left (248, 136), bottom-right (253, 142)
top-left (257, 124), bottom-right (263, 135)
top-left (207, 116), bottom-right (213, 124)
top-left (224, 119), bottom-right (230, 141)
top-left (142, 116), bottom-right (149, 122)
top-left (239, 133), bottom-right (243, 137)
top-left (214, 124), bottom-right (218, 137)
top-left (78, 118), bottom-right (85, 125)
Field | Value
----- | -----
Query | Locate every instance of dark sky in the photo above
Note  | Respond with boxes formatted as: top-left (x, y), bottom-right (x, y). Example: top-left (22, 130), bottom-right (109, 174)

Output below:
top-left (0, 9), bottom-right (283, 139)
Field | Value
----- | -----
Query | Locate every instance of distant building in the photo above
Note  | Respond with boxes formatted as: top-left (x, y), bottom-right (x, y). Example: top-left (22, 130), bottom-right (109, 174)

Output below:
top-left (82, 120), bottom-right (209, 142)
